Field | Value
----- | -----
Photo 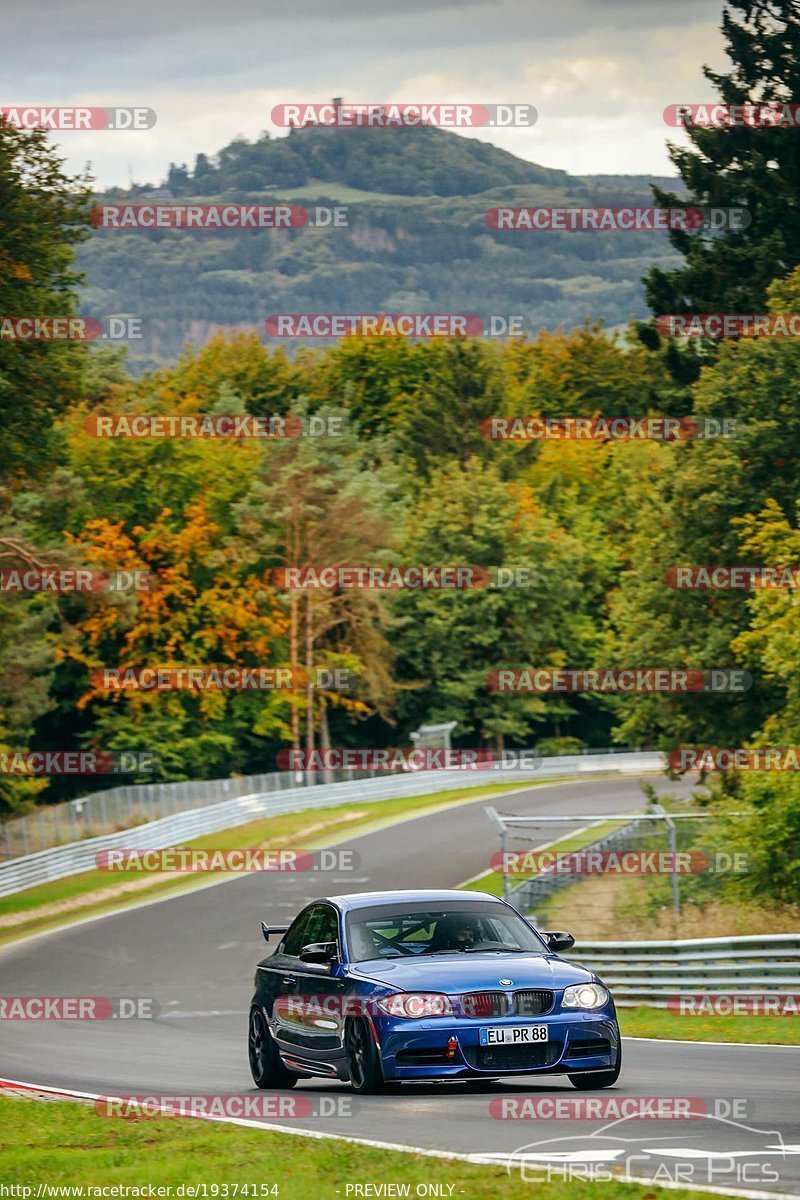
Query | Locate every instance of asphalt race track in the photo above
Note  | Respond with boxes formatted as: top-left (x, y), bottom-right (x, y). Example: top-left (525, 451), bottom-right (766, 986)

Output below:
top-left (1, 774), bottom-right (799, 1196)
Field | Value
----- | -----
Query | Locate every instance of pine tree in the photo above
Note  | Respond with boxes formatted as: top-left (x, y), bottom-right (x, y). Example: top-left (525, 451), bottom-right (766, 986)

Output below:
top-left (645, 0), bottom-right (800, 319)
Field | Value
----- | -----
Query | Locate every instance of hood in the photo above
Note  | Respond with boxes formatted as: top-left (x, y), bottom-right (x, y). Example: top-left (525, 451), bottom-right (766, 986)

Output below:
top-left (351, 952), bottom-right (595, 992)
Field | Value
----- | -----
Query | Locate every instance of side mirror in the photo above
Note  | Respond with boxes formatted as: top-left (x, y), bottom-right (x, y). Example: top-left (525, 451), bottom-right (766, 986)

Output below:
top-left (542, 930), bottom-right (575, 953)
top-left (299, 941), bottom-right (338, 965)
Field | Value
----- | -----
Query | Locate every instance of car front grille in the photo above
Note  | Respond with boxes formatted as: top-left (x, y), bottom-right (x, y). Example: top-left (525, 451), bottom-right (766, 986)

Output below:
top-left (565, 1038), bottom-right (612, 1058)
top-left (459, 991), bottom-right (508, 1018)
top-left (513, 989), bottom-right (554, 1016)
top-left (464, 1042), bottom-right (561, 1071)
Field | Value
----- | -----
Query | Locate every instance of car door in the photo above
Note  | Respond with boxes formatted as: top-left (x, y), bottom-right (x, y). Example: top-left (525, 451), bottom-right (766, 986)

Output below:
top-left (291, 902), bottom-right (348, 1057)
top-left (262, 905), bottom-right (313, 1048)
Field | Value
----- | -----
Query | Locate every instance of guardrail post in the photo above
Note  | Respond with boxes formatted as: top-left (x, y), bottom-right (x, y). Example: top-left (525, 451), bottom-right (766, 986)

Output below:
top-left (501, 828), bottom-right (510, 901)
top-left (669, 818), bottom-right (680, 924)
top-left (654, 804), bottom-right (680, 926)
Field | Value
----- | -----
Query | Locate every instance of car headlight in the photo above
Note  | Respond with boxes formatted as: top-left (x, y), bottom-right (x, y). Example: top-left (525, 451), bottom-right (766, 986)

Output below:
top-left (376, 993), bottom-right (454, 1018)
top-left (562, 983), bottom-right (609, 1009)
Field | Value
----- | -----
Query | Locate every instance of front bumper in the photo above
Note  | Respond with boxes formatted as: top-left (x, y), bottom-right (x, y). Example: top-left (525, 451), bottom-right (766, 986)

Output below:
top-left (375, 1011), bottom-right (620, 1080)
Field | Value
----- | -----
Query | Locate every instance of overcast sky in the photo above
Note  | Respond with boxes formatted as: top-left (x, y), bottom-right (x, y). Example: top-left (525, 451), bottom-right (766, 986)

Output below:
top-left (1, 0), bottom-right (728, 187)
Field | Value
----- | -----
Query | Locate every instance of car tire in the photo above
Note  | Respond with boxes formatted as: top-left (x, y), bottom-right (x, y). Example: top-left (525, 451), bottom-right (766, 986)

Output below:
top-left (248, 1008), bottom-right (297, 1089)
top-left (568, 1043), bottom-right (622, 1090)
top-left (345, 1017), bottom-right (384, 1094)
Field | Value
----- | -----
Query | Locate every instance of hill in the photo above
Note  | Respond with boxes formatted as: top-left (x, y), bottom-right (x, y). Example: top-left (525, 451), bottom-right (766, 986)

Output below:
top-left (81, 124), bottom-right (685, 370)
top-left (153, 123), bottom-right (573, 198)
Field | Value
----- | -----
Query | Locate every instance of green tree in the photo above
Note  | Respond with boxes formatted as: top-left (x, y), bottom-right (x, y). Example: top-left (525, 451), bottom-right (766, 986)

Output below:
top-left (0, 120), bottom-right (92, 811)
top-left (609, 267), bottom-right (800, 748)
top-left (0, 118), bottom-right (92, 477)
top-left (389, 339), bottom-right (508, 479)
top-left (233, 402), bottom-right (398, 758)
top-left (645, 0), bottom-right (800, 319)
top-left (391, 458), bottom-right (589, 748)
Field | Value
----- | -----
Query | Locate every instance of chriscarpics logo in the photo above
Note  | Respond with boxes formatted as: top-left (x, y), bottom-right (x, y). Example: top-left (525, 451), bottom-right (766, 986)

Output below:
top-left (471, 1112), bottom-right (791, 1189)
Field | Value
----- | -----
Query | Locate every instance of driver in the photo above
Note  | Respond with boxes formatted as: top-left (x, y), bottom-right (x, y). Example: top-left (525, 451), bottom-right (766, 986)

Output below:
top-left (434, 914), bottom-right (482, 951)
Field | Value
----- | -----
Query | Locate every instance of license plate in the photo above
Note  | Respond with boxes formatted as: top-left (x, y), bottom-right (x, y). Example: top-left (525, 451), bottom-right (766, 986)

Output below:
top-left (480, 1024), bottom-right (548, 1046)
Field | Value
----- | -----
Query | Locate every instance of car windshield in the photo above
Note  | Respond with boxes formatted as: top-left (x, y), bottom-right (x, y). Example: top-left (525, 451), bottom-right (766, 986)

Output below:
top-left (345, 903), bottom-right (547, 962)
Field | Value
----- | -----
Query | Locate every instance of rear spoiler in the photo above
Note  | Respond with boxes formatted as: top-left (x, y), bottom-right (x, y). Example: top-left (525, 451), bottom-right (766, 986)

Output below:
top-left (261, 922), bottom-right (290, 944)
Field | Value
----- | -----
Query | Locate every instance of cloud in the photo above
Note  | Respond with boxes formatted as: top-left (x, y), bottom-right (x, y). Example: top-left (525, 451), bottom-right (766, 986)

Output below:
top-left (1, 0), bottom-right (728, 184)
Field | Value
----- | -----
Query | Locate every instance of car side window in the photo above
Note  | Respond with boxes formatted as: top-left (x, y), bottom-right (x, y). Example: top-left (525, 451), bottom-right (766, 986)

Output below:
top-left (281, 904), bottom-right (339, 957)
top-left (303, 903), bottom-right (339, 948)
top-left (281, 908), bottom-right (313, 957)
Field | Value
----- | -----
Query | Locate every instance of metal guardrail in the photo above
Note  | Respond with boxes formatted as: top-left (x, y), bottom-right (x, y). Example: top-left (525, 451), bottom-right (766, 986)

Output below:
top-left (0, 770), bottom-right (311, 860)
top-left (0, 745), bottom-right (655, 861)
top-left (0, 751), bottom-right (662, 898)
top-left (569, 934), bottom-right (800, 1006)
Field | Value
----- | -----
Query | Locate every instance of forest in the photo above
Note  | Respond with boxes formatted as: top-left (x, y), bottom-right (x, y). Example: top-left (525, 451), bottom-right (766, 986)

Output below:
top-left (1, 0), bottom-right (799, 907)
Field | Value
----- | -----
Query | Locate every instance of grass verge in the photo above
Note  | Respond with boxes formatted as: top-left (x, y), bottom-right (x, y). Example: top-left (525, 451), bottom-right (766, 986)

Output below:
top-left (0, 779), bottom-right (560, 949)
top-left (539, 871), bottom-right (800, 940)
top-left (0, 1093), bottom-right (729, 1199)
top-left (619, 1005), bottom-right (800, 1045)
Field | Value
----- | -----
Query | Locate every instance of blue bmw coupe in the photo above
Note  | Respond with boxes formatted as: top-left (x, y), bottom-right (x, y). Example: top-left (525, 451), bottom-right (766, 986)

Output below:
top-left (248, 889), bottom-right (621, 1094)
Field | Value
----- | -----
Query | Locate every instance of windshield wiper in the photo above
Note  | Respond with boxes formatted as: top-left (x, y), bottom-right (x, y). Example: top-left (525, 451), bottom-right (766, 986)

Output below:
top-left (463, 946), bottom-right (525, 953)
